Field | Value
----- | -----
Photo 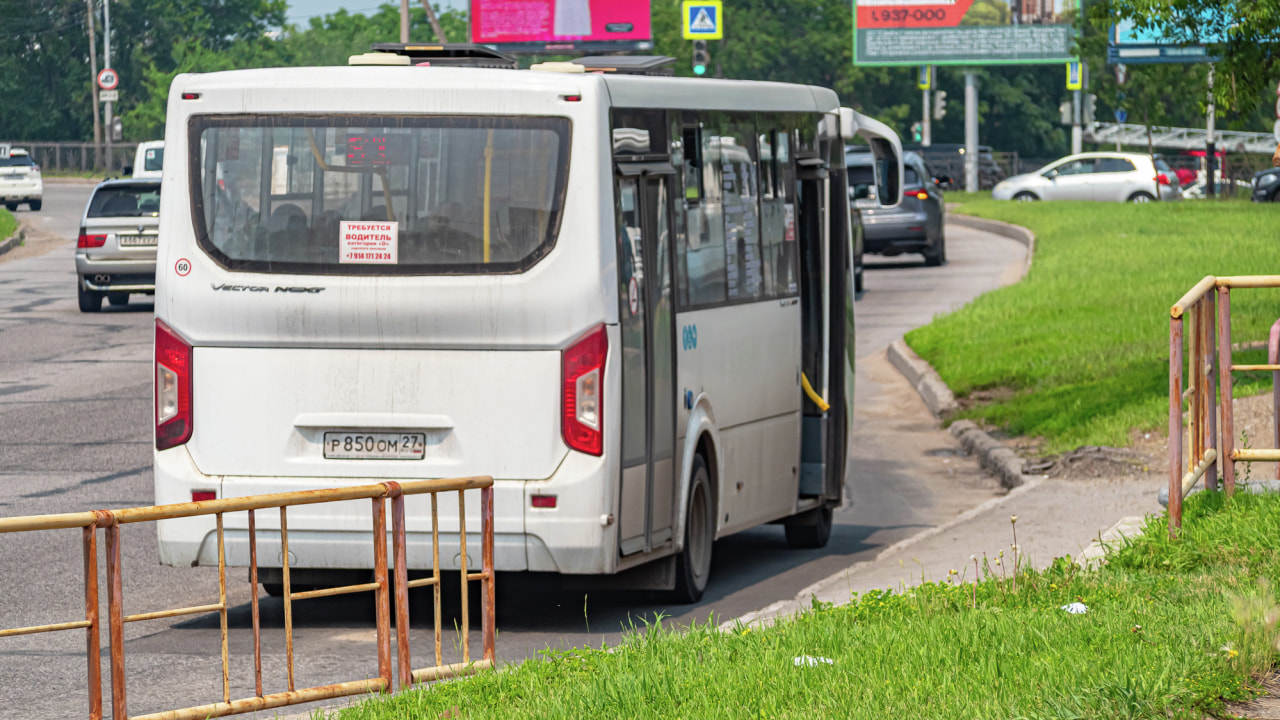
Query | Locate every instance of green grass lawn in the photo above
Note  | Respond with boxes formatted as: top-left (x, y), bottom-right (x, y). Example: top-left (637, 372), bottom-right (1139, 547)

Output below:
top-left (326, 491), bottom-right (1280, 719)
top-left (907, 200), bottom-right (1280, 452)
top-left (0, 208), bottom-right (16, 240)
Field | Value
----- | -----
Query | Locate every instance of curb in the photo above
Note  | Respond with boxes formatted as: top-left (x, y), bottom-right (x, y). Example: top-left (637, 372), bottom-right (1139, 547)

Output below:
top-left (0, 228), bottom-right (22, 258)
top-left (1075, 515), bottom-right (1146, 569)
top-left (949, 419), bottom-right (1027, 490)
top-left (947, 213), bottom-right (1036, 273)
top-left (43, 177), bottom-right (105, 185)
top-left (887, 339), bottom-right (957, 417)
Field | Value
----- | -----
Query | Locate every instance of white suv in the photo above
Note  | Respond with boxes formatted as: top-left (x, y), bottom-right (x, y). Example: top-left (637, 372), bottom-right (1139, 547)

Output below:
top-left (0, 147), bottom-right (43, 211)
top-left (993, 152), bottom-right (1181, 203)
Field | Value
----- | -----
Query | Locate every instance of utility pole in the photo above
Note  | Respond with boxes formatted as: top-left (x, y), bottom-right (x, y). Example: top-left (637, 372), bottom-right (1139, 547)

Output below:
top-left (103, 0), bottom-right (112, 174)
top-left (420, 0), bottom-right (447, 43)
top-left (964, 72), bottom-right (978, 193)
top-left (86, 0), bottom-right (100, 167)
top-left (919, 65), bottom-right (932, 147)
top-left (1071, 88), bottom-right (1082, 154)
top-left (400, 0), bottom-right (410, 43)
top-left (1206, 65), bottom-right (1216, 199)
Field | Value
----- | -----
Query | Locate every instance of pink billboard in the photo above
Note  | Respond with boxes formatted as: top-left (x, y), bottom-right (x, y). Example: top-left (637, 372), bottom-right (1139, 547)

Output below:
top-left (471, 0), bottom-right (652, 48)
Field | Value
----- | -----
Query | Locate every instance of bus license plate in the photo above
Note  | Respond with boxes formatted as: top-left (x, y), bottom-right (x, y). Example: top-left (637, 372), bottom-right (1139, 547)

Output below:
top-left (323, 432), bottom-right (426, 460)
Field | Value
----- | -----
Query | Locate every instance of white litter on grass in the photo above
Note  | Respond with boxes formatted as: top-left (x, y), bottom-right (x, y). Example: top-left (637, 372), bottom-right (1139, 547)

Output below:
top-left (1060, 602), bottom-right (1088, 614)
top-left (794, 655), bottom-right (834, 667)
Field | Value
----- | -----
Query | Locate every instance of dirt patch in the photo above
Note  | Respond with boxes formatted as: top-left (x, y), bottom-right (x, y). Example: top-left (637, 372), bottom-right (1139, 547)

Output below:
top-left (955, 386), bottom-right (1018, 412)
top-left (0, 221), bottom-right (69, 266)
top-left (1226, 673), bottom-right (1280, 719)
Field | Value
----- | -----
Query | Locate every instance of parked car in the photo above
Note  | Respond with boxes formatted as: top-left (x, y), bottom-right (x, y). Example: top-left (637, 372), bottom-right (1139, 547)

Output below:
top-left (902, 143), bottom-right (1004, 190)
top-left (75, 179), bottom-right (160, 312)
top-left (129, 140), bottom-right (164, 179)
top-left (992, 152), bottom-right (1181, 203)
top-left (1252, 167), bottom-right (1280, 202)
top-left (847, 149), bottom-right (947, 266)
top-left (0, 146), bottom-right (43, 211)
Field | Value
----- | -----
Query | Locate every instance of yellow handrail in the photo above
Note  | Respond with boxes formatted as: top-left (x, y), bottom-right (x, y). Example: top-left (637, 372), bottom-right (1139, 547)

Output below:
top-left (801, 373), bottom-right (830, 413)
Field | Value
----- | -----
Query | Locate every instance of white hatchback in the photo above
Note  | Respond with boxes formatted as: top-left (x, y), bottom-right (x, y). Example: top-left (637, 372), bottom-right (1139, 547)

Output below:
top-left (993, 152), bottom-right (1181, 203)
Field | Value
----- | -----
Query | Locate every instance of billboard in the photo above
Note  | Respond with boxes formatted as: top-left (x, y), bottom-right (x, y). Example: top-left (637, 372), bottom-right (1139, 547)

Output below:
top-left (854, 0), bottom-right (1078, 66)
top-left (471, 0), bottom-right (653, 53)
top-left (1108, 19), bottom-right (1219, 64)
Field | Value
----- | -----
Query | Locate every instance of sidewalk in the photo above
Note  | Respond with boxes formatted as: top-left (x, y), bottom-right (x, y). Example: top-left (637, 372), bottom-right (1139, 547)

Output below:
top-left (731, 467), bottom-right (1162, 628)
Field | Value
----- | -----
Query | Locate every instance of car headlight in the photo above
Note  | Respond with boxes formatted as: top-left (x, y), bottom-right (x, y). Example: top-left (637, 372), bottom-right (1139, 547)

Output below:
top-left (1258, 173), bottom-right (1280, 187)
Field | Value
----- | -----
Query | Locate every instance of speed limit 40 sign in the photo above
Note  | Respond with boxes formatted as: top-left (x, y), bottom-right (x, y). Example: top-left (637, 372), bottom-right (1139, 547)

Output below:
top-left (97, 68), bottom-right (119, 91)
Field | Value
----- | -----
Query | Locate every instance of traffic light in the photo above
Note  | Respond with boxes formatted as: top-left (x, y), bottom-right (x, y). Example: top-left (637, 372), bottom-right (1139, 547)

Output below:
top-left (933, 90), bottom-right (947, 121)
top-left (910, 121), bottom-right (923, 143)
top-left (692, 40), bottom-right (709, 76)
top-left (1083, 93), bottom-right (1097, 130)
top-left (1059, 100), bottom-right (1072, 125)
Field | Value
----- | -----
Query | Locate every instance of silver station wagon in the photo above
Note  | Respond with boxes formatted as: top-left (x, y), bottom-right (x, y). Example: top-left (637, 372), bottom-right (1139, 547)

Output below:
top-left (75, 179), bottom-right (160, 312)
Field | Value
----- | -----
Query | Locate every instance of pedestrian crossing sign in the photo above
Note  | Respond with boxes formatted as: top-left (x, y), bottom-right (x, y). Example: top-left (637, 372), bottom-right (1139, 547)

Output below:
top-left (682, 0), bottom-right (723, 40)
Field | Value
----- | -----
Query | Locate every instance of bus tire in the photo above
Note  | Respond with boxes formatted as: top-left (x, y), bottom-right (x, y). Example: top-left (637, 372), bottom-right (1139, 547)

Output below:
top-left (785, 504), bottom-right (834, 549)
top-left (672, 455), bottom-right (714, 604)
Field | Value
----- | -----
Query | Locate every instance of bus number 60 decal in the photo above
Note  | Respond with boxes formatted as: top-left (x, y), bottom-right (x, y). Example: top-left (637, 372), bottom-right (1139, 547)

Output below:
top-left (681, 324), bottom-right (698, 351)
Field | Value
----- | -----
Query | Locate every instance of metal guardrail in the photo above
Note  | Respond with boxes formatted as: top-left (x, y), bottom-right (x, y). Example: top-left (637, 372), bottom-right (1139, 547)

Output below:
top-left (0, 141), bottom-right (133, 173)
top-left (1088, 123), bottom-right (1279, 154)
top-left (0, 476), bottom-right (496, 720)
top-left (1169, 276), bottom-right (1280, 537)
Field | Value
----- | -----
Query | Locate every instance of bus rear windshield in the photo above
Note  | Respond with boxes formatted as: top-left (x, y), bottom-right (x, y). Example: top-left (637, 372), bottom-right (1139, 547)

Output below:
top-left (190, 115), bottom-right (570, 275)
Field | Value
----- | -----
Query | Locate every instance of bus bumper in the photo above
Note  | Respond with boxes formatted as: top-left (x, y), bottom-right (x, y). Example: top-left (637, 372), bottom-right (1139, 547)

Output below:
top-left (154, 445), bottom-right (613, 575)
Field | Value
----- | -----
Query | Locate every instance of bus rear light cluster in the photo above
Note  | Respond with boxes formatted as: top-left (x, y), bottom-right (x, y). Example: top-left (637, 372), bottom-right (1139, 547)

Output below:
top-left (562, 325), bottom-right (607, 456)
top-left (155, 320), bottom-right (193, 450)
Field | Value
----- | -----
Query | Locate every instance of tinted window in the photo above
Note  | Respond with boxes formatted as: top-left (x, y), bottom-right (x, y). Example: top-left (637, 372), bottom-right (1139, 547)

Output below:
top-left (1054, 159), bottom-right (1095, 176)
top-left (719, 117), bottom-right (763, 302)
top-left (0, 155), bottom-right (34, 168)
top-left (191, 115), bottom-right (569, 275)
top-left (144, 147), bottom-right (164, 172)
top-left (88, 185), bottom-right (161, 217)
top-left (1095, 157), bottom-right (1136, 173)
top-left (847, 164), bottom-right (875, 195)
top-left (903, 166), bottom-right (921, 185)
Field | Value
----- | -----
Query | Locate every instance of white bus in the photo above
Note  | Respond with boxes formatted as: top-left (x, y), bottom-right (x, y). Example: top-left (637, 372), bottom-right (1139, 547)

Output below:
top-left (153, 46), bottom-right (902, 602)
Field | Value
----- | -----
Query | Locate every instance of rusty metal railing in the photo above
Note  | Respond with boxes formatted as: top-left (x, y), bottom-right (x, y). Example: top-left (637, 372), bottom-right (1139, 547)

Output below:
top-left (0, 476), bottom-right (495, 719)
top-left (1169, 275), bottom-right (1280, 537)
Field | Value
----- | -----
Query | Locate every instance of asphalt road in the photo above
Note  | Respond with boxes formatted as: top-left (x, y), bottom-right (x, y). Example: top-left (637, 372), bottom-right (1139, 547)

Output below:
top-left (0, 182), bottom-right (1026, 718)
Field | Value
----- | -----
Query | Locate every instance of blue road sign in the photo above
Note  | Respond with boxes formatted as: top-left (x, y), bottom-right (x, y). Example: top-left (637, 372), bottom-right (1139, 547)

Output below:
top-left (1115, 108), bottom-right (1128, 123)
top-left (682, 1), bottom-right (722, 40)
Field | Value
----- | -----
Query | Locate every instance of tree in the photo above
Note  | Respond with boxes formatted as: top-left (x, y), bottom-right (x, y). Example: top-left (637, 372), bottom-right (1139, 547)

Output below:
top-left (1088, 0), bottom-right (1280, 115)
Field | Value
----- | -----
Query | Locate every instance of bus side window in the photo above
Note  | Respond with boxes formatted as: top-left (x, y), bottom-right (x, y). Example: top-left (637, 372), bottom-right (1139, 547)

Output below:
top-left (720, 115), bottom-right (763, 302)
top-left (683, 124), bottom-right (727, 307)
top-left (682, 126), bottom-right (703, 204)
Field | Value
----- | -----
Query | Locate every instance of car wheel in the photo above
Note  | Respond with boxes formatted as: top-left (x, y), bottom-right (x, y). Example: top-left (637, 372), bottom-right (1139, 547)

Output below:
top-left (3, 203), bottom-right (16, 212)
top-left (77, 282), bottom-right (103, 313)
top-left (107, 292), bottom-right (129, 307)
top-left (1013, 192), bottom-right (1039, 202)
top-left (1128, 191), bottom-right (1154, 203)
top-left (785, 504), bottom-right (834, 549)
top-left (671, 455), bottom-right (714, 604)
top-left (27, 200), bottom-right (41, 211)
top-left (923, 234), bottom-right (947, 267)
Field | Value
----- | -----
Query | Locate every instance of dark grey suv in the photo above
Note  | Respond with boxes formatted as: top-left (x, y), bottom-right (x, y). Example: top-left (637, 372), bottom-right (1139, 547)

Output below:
top-left (847, 150), bottom-right (947, 266)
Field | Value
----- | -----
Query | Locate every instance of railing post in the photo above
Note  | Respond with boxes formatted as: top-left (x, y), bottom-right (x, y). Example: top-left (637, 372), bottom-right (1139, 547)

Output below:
top-left (105, 518), bottom-right (127, 720)
top-left (1269, 318), bottom-right (1280, 481)
top-left (1170, 312), bottom-right (1184, 537)
top-left (1206, 292), bottom-right (1219, 491)
top-left (84, 516), bottom-right (104, 720)
top-left (389, 486), bottom-right (412, 691)
top-left (372, 494), bottom-right (392, 690)
top-left (481, 485), bottom-right (495, 665)
top-left (1217, 285), bottom-right (1236, 495)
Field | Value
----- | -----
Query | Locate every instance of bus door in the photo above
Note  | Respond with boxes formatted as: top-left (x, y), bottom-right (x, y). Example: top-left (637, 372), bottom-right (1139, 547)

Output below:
top-left (796, 153), bottom-right (831, 498)
top-left (615, 166), bottom-right (677, 556)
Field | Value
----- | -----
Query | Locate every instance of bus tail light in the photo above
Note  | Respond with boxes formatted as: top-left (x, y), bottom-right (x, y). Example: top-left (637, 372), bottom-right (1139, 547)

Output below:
top-left (562, 325), bottom-right (607, 456)
top-left (155, 320), bottom-right (193, 450)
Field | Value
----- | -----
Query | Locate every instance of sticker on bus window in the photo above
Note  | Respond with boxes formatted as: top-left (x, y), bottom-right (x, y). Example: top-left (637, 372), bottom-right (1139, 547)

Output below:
top-left (339, 221), bottom-right (398, 264)
top-left (784, 204), bottom-right (796, 242)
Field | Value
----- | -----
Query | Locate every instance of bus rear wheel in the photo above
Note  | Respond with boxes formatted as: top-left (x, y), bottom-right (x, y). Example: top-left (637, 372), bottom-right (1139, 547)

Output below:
top-left (785, 504), bottom-right (834, 549)
top-left (672, 455), bottom-right (714, 604)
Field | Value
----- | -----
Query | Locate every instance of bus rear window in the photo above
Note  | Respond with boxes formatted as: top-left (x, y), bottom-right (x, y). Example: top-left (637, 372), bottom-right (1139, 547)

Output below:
top-left (190, 115), bottom-right (570, 275)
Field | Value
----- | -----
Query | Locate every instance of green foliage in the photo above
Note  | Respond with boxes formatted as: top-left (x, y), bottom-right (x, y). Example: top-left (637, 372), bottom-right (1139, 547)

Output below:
top-left (906, 201), bottom-right (1280, 452)
top-left (1089, 0), bottom-right (1280, 117)
top-left (0, 209), bottom-right (16, 241)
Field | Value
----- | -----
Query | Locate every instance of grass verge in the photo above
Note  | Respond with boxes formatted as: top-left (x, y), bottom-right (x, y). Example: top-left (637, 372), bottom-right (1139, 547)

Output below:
top-left (908, 200), bottom-right (1280, 452)
top-left (327, 491), bottom-right (1280, 719)
top-left (0, 208), bottom-right (17, 241)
